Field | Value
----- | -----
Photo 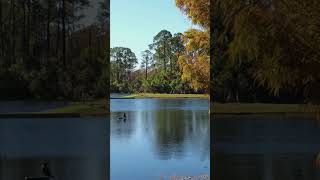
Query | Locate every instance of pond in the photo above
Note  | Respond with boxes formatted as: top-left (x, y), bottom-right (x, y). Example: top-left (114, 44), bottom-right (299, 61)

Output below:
top-left (212, 114), bottom-right (320, 180)
top-left (110, 99), bottom-right (210, 180)
top-left (0, 117), bottom-right (109, 180)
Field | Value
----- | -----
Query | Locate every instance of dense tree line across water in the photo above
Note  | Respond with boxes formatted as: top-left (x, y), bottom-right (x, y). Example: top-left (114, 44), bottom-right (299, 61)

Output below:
top-left (111, 0), bottom-right (320, 104)
top-left (2, 0), bottom-right (319, 104)
top-left (0, 0), bottom-right (109, 100)
top-left (110, 30), bottom-right (206, 94)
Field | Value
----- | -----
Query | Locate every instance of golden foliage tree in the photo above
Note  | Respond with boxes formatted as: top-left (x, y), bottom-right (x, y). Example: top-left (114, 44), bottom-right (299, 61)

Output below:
top-left (175, 0), bottom-right (210, 93)
top-left (224, 0), bottom-right (320, 102)
top-left (175, 0), bottom-right (210, 29)
top-left (178, 29), bottom-right (210, 92)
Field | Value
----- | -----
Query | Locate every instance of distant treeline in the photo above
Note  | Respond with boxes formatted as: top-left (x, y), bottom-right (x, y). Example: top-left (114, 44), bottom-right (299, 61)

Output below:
top-left (110, 30), bottom-right (205, 94)
top-left (0, 0), bottom-right (109, 100)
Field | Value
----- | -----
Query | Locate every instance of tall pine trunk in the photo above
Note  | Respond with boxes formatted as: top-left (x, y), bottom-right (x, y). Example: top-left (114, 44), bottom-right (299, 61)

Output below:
top-left (56, 15), bottom-right (60, 57)
top-left (47, 0), bottom-right (51, 61)
top-left (26, 0), bottom-right (31, 61)
top-left (61, 0), bottom-right (66, 67)
top-left (11, 0), bottom-right (16, 64)
top-left (145, 65), bottom-right (147, 80)
top-left (0, 0), bottom-right (3, 57)
top-left (23, 0), bottom-right (26, 62)
top-left (163, 42), bottom-right (166, 72)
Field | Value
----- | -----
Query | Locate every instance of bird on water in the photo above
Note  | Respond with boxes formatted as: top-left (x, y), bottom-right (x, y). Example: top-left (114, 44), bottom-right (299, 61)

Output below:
top-left (118, 113), bottom-right (127, 120)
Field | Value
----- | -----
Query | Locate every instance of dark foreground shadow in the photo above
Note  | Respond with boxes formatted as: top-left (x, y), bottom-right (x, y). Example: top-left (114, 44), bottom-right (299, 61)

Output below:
top-left (0, 117), bottom-right (109, 180)
top-left (211, 114), bottom-right (320, 180)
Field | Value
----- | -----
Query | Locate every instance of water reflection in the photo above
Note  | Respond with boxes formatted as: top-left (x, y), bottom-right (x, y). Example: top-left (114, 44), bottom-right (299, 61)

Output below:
top-left (212, 114), bottom-right (320, 180)
top-left (111, 99), bottom-right (209, 180)
top-left (110, 99), bottom-right (209, 112)
top-left (0, 118), bottom-right (109, 180)
top-left (146, 110), bottom-right (209, 161)
top-left (111, 112), bottom-right (136, 140)
top-left (112, 110), bottom-right (209, 161)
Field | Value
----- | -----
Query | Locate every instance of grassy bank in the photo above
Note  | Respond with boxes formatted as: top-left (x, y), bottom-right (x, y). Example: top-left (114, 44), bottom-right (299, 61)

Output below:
top-left (45, 102), bottom-right (318, 116)
top-left (37, 93), bottom-right (207, 116)
top-left (114, 93), bottom-right (209, 99)
top-left (1, 97), bottom-right (318, 118)
top-left (42, 99), bottom-right (109, 116)
top-left (0, 100), bottom-right (109, 118)
top-left (211, 103), bottom-right (319, 114)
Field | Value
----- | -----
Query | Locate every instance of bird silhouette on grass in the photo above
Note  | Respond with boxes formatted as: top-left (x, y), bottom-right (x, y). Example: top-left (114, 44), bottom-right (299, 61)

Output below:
top-left (41, 161), bottom-right (55, 179)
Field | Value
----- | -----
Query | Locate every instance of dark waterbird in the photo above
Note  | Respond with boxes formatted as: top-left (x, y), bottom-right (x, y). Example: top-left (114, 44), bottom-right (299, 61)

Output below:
top-left (24, 162), bottom-right (54, 180)
top-left (118, 113), bottom-right (127, 121)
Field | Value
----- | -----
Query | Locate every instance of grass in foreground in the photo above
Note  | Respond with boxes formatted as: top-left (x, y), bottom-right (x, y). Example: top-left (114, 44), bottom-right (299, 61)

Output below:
top-left (118, 93), bottom-right (209, 99)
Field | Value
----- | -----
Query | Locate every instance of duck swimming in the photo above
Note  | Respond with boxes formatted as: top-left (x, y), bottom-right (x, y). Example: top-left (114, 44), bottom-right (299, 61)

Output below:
top-left (118, 113), bottom-right (127, 120)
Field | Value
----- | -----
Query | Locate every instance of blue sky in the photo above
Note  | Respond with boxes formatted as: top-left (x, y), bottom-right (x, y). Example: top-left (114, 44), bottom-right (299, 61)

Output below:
top-left (111, 0), bottom-right (195, 64)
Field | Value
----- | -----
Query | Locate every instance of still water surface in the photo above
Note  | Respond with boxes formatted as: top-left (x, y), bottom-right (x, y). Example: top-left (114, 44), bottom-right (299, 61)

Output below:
top-left (110, 99), bottom-right (210, 180)
top-left (0, 117), bottom-right (109, 180)
top-left (212, 114), bottom-right (320, 180)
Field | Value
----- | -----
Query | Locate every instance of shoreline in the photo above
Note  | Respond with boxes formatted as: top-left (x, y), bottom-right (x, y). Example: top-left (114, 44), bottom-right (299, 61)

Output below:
top-left (0, 97), bottom-right (318, 118)
top-left (111, 93), bottom-right (209, 99)
top-left (0, 111), bottom-right (316, 118)
top-left (0, 112), bottom-right (110, 118)
top-left (211, 103), bottom-right (319, 114)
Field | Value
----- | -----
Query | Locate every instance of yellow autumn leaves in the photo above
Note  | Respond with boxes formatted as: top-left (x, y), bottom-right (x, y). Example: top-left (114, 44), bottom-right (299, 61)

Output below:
top-left (175, 0), bottom-right (210, 93)
top-left (175, 0), bottom-right (210, 29)
top-left (178, 29), bottom-right (210, 92)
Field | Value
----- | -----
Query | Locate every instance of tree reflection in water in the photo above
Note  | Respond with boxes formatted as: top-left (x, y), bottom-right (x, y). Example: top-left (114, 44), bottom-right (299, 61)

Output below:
top-left (111, 112), bottom-right (136, 140)
top-left (143, 110), bottom-right (209, 161)
top-left (110, 99), bottom-right (210, 179)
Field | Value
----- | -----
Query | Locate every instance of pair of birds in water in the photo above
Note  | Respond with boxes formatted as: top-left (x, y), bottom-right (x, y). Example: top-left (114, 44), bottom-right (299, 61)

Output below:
top-left (118, 113), bottom-right (127, 121)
